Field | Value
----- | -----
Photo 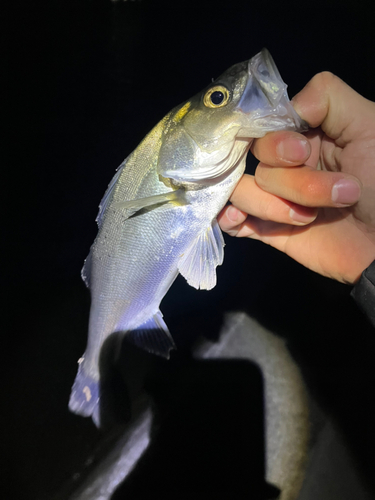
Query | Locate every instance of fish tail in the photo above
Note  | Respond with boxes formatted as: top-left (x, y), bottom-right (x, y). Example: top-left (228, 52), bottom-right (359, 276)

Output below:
top-left (68, 360), bottom-right (101, 427)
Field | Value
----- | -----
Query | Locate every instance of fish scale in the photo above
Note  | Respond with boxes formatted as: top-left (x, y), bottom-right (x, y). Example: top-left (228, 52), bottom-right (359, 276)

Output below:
top-left (69, 49), bottom-right (308, 426)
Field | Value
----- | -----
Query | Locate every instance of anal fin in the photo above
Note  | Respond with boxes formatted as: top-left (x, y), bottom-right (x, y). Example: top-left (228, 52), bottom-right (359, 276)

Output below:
top-left (126, 311), bottom-right (176, 358)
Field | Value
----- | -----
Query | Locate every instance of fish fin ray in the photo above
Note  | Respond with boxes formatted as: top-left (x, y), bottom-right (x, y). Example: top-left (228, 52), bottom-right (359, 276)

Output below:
top-left (126, 311), bottom-right (175, 358)
top-left (81, 247), bottom-right (93, 288)
top-left (178, 219), bottom-right (225, 290)
top-left (96, 158), bottom-right (128, 227)
top-left (113, 189), bottom-right (185, 212)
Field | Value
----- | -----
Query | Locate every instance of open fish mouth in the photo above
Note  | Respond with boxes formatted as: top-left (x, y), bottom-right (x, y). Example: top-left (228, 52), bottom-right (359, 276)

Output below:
top-left (238, 48), bottom-right (308, 134)
top-left (249, 48), bottom-right (285, 108)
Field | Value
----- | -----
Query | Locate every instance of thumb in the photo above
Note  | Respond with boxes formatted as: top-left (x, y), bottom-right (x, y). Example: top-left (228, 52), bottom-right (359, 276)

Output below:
top-left (292, 72), bottom-right (375, 140)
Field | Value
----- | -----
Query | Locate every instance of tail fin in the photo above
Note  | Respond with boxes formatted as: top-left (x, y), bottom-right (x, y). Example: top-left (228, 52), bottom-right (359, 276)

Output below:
top-left (68, 361), bottom-right (101, 427)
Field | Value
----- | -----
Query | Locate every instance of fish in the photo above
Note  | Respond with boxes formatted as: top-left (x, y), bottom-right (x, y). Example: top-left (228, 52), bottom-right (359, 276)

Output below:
top-left (69, 49), bottom-right (307, 426)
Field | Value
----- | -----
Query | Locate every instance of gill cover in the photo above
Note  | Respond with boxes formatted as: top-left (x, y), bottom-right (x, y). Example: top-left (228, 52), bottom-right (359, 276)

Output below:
top-left (157, 125), bottom-right (241, 183)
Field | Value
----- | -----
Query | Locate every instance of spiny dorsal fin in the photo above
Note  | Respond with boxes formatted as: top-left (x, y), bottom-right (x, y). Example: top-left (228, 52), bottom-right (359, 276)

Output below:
top-left (81, 248), bottom-right (93, 288)
top-left (96, 159), bottom-right (128, 227)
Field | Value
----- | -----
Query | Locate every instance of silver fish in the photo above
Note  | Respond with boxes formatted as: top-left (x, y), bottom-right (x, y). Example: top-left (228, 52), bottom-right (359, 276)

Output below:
top-left (69, 49), bottom-right (307, 426)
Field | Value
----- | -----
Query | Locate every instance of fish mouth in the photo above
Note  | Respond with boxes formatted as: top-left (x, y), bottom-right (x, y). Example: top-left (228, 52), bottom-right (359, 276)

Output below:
top-left (249, 49), bottom-right (285, 108)
top-left (237, 49), bottom-right (308, 135)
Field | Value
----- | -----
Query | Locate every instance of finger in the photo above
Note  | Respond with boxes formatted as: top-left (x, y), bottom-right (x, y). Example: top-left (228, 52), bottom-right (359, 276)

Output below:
top-left (236, 216), bottom-right (294, 250)
top-left (251, 131), bottom-right (311, 166)
top-left (301, 128), bottom-right (323, 170)
top-left (255, 164), bottom-right (362, 208)
top-left (218, 203), bottom-right (317, 238)
top-left (292, 72), bottom-right (375, 139)
top-left (217, 206), bottom-right (250, 237)
top-left (219, 174), bottom-right (318, 227)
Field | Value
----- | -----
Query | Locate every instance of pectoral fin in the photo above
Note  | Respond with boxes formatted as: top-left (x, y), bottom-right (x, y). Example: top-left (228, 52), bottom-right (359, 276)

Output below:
top-left (126, 311), bottom-right (176, 358)
top-left (113, 189), bottom-right (185, 211)
top-left (178, 219), bottom-right (225, 290)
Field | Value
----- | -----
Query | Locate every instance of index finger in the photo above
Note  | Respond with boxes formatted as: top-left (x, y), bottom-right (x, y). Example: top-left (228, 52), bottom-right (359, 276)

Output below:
top-left (251, 131), bottom-right (311, 167)
top-left (292, 72), bottom-right (375, 141)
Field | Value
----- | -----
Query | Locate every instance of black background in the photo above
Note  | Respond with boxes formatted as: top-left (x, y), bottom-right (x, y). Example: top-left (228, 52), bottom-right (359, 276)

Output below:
top-left (5, 0), bottom-right (375, 498)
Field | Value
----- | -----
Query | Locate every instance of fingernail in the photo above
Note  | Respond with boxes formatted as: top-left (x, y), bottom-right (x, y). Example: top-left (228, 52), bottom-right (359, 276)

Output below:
top-left (227, 205), bottom-right (240, 222)
top-left (289, 208), bottom-right (316, 225)
top-left (276, 137), bottom-right (310, 162)
top-left (331, 179), bottom-right (361, 206)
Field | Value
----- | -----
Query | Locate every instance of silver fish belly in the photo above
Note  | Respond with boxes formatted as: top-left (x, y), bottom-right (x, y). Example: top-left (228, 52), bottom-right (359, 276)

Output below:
top-left (69, 49), bottom-right (307, 426)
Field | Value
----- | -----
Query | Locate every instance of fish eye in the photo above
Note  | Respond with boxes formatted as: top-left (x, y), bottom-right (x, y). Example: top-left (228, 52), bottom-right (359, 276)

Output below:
top-left (203, 85), bottom-right (230, 108)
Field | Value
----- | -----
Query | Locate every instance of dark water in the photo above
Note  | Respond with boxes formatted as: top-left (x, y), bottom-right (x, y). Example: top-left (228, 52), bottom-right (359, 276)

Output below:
top-left (5, 0), bottom-right (375, 498)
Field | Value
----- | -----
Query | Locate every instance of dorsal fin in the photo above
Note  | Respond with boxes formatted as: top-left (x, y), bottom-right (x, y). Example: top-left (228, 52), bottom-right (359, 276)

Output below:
top-left (81, 249), bottom-right (93, 288)
top-left (96, 158), bottom-right (128, 227)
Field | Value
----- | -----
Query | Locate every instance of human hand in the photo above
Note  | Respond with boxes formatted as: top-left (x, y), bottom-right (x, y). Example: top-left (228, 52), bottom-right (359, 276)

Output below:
top-left (218, 72), bottom-right (375, 284)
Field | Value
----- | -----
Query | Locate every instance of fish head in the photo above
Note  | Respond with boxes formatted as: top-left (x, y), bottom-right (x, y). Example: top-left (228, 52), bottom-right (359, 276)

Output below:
top-left (158, 49), bottom-right (307, 184)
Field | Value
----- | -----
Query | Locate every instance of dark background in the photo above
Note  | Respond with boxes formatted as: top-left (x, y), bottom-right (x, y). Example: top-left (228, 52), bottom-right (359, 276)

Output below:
top-left (5, 0), bottom-right (375, 498)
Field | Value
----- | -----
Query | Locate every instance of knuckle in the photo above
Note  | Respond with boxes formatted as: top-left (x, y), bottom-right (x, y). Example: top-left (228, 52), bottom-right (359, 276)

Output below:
top-left (298, 177), bottom-right (321, 204)
top-left (310, 71), bottom-right (341, 93)
top-left (255, 165), bottom-right (272, 189)
top-left (315, 70), bottom-right (336, 83)
top-left (256, 197), bottom-right (272, 220)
